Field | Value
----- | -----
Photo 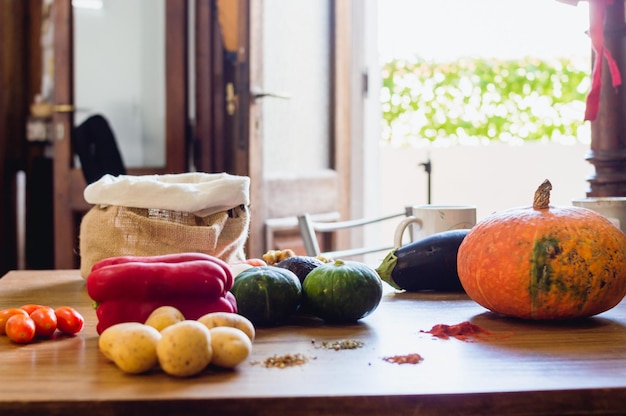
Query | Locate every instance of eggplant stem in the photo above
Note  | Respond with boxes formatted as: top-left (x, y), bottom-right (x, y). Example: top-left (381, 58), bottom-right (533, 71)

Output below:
top-left (375, 250), bottom-right (402, 290)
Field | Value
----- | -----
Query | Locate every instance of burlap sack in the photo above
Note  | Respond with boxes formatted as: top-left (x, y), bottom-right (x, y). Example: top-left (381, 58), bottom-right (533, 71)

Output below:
top-left (78, 172), bottom-right (250, 278)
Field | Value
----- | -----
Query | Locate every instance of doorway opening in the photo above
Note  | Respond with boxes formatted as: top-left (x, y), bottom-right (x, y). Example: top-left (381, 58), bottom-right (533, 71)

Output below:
top-left (376, 0), bottom-right (592, 220)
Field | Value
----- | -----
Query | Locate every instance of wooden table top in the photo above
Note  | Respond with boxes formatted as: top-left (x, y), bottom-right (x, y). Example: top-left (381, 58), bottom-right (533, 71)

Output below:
top-left (1, 270), bottom-right (626, 416)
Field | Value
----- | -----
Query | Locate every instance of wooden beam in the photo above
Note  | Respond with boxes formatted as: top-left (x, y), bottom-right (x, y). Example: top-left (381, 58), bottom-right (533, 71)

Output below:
top-left (587, 0), bottom-right (626, 196)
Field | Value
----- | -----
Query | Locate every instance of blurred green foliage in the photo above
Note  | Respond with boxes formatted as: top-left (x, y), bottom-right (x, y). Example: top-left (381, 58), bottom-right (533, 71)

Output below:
top-left (380, 56), bottom-right (590, 144)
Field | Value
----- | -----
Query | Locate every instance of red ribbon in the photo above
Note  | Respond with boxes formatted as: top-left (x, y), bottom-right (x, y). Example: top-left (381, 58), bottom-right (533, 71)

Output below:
top-left (585, 0), bottom-right (622, 121)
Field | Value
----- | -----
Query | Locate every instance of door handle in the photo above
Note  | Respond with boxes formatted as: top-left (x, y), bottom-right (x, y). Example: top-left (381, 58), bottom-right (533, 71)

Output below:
top-left (250, 88), bottom-right (291, 100)
top-left (225, 84), bottom-right (292, 117)
top-left (30, 103), bottom-right (75, 118)
top-left (53, 104), bottom-right (75, 113)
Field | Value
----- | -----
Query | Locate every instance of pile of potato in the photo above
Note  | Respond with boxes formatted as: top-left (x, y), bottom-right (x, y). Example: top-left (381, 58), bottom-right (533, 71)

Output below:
top-left (99, 306), bottom-right (255, 377)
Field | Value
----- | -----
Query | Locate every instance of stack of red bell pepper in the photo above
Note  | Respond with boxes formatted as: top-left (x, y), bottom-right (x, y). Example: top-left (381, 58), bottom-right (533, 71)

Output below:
top-left (86, 253), bottom-right (237, 334)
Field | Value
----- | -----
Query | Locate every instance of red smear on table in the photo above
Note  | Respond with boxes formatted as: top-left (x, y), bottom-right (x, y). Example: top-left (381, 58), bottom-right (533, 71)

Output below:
top-left (382, 353), bottom-right (424, 365)
top-left (421, 321), bottom-right (501, 342)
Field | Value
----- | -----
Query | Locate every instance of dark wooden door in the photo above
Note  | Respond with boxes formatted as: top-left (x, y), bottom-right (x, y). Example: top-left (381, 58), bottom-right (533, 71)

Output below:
top-left (213, 0), bottom-right (360, 258)
top-left (51, 0), bottom-right (188, 269)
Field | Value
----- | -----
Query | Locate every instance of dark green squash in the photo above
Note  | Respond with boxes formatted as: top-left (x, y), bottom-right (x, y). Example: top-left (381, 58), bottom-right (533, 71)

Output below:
top-left (231, 266), bottom-right (302, 327)
top-left (302, 260), bottom-right (383, 323)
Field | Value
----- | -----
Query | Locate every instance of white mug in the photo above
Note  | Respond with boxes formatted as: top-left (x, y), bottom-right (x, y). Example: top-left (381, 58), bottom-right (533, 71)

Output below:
top-left (394, 205), bottom-right (477, 247)
top-left (572, 197), bottom-right (626, 233)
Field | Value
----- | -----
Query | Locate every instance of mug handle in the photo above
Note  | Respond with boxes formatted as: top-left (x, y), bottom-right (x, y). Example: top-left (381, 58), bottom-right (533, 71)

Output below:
top-left (394, 216), bottom-right (423, 248)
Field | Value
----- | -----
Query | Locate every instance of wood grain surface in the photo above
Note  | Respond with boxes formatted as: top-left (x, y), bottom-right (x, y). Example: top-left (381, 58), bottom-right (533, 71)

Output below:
top-left (1, 270), bottom-right (626, 416)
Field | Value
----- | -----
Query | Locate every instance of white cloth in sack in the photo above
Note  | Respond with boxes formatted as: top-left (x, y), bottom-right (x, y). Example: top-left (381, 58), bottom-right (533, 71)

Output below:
top-left (83, 172), bottom-right (250, 217)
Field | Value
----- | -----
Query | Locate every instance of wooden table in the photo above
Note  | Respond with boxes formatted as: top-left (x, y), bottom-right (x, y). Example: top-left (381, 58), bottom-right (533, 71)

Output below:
top-left (1, 270), bottom-right (626, 416)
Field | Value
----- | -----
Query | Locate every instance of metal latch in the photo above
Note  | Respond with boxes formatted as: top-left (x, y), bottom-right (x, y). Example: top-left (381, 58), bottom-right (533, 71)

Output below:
top-left (251, 88), bottom-right (291, 100)
top-left (226, 83), bottom-right (236, 116)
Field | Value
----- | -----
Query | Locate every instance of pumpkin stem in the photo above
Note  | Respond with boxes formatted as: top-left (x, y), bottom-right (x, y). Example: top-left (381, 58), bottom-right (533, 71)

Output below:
top-left (533, 179), bottom-right (552, 210)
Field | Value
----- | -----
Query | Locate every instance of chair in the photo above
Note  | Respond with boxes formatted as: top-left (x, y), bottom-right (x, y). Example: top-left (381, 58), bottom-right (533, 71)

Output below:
top-left (297, 208), bottom-right (410, 259)
top-left (73, 114), bottom-right (126, 184)
top-left (263, 170), bottom-right (340, 254)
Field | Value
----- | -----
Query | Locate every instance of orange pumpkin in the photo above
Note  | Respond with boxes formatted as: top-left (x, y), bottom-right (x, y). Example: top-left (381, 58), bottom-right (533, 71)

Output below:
top-left (457, 180), bottom-right (626, 320)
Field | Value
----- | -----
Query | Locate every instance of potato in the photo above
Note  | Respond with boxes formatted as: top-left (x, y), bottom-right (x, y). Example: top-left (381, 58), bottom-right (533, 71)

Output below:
top-left (197, 311), bottom-right (255, 342)
top-left (102, 323), bottom-right (162, 374)
top-left (98, 322), bottom-right (147, 362)
top-left (156, 320), bottom-right (212, 377)
top-left (144, 306), bottom-right (185, 332)
top-left (209, 326), bottom-right (252, 369)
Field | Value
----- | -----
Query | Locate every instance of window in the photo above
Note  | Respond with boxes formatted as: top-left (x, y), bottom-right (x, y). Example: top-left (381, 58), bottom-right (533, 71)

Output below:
top-left (376, 0), bottom-right (593, 223)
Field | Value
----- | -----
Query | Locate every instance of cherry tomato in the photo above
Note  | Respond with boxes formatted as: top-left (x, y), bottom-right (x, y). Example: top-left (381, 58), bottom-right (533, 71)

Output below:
top-left (19, 304), bottom-right (48, 315)
top-left (0, 308), bottom-right (29, 335)
top-left (30, 307), bottom-right (58, 337)
top-left (5, 314), bottom-right (36, 343)
top-left (244, 258), bottom-right (267, 267)
top-left (54, 306), bottom-right (85, 335)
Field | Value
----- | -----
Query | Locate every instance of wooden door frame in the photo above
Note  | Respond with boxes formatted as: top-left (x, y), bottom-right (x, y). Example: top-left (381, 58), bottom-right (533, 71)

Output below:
top-left (0, 0), bottom-right (43, 273)
top-left (195, 0), bottom-right (258, 254)
top-left (194, 0), bottom-right (230, 174)
top-left (165, 0), bottom-right (189, 175)
top-left (333, 0), bottom-right (357, 250)
top-left (52, 0), bottom-right (189, 269)
top-left (51, 0), bottom-right (77, 269)
top-left (239, 0), bottom-right (260, 257)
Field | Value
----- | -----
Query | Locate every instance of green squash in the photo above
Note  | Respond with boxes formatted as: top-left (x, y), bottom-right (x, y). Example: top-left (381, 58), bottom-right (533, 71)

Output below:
top-left (302, 260), bottom-right (383, 323)
top-left (231, 266), bottom-right (302, 327)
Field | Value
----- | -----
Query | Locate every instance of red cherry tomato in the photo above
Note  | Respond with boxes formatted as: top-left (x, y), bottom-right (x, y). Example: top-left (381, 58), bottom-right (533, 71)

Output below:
top-left (0, 308), bottom-right (29, 335)
top-left (19, 304), bottom-right (48, 315)
top-left (30, 307), bottom-right (58, 338)
top-left (54, 306), bottom-right (85, 335)
top-left (5, 314), bottom-right (36, 343)
top-left (244, 258), bottom-right (267, 267)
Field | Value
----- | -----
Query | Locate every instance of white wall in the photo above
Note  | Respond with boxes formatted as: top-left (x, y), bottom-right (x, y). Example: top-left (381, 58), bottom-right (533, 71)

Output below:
top-left (362, 141), bottom-right (592, 263)
top-left (380, 141), bottom-right (592, 220)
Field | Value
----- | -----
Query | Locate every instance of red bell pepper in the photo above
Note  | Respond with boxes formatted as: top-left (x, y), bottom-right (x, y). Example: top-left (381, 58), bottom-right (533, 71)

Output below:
top-left (86, 253), bottom-right (237, 334)
top-left (90, 252), bottom-right (233, 290)
top-left (87, 260), bottom-right (228, 301)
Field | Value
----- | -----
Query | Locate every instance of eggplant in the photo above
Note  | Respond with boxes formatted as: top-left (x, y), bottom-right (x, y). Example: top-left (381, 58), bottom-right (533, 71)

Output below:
top-left (275, 255), bottom-right (325, 284)
top-left (375, 229), bottom-right (470, 292)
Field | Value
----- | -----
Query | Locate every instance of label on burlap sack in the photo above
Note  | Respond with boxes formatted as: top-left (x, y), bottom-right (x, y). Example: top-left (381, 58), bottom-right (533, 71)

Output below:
top-left (79, 205), bottom-right (249, 278)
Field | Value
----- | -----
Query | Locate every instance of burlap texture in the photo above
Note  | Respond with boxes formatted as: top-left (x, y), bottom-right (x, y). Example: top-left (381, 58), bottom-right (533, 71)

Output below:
top-left (79, 204), bottom-right (249, 278)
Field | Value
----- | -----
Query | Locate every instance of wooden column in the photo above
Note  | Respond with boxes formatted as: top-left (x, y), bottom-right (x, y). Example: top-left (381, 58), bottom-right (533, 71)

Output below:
top-left (587, 0), bottom-right (626, 196)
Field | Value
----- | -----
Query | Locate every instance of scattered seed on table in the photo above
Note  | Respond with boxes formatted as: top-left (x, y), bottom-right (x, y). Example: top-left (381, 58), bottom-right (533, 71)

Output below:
top-left (252, 353), bottom-right (312, 368)
top-left (318, 339), bottom-right (365, 351)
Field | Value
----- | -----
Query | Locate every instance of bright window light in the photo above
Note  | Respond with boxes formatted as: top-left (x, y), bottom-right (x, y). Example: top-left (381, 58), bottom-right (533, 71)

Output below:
top-left (72, 0), bottom-right (103, 10)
